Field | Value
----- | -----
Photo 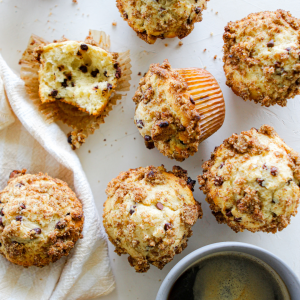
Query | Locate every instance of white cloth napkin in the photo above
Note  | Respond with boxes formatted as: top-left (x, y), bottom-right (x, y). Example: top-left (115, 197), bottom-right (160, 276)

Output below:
top-left (0, 54), bottom-right (115, 300)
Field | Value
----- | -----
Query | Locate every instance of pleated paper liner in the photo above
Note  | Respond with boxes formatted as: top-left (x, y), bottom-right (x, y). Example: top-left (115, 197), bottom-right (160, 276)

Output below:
top-left (176, 68), bottom-right (225, 143)
top-left (19, 30), bottom-right (132, 149)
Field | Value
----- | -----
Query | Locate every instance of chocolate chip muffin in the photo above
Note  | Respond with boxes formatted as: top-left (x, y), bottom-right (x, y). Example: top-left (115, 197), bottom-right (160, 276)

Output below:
top-left (103, 165), bottom-right (202, 272)
top-left (223, 10), bottom-right (300, 107)
top-left (133, 60), bottom-right (202, 162)
top-left (116, 0), bottom-right (209, 44)
top-left (0, 170), bottom-right (84, 267)
top-left (34, 40), bottom-right (121, 116)
top-left (198, 125), bottom-right (300, 233)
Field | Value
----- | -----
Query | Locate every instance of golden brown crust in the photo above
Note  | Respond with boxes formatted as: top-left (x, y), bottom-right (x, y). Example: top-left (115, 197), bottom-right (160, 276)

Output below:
top-left (116, 0), bottom-right (209, 44)
top-left (198, 125), bottom-right (300, 233)
top-left (0, 170), bottom-right (84, 267)
top-left (223, 10), bottom-right (300, 107)
top-left (133, 60), bottom-right (201, 162)
top-left (103, 165), bottom-right (202, 272)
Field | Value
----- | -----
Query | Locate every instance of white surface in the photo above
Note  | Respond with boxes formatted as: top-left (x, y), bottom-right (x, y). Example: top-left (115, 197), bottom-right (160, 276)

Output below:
top-left (1, 1), bottom-right (300, 299)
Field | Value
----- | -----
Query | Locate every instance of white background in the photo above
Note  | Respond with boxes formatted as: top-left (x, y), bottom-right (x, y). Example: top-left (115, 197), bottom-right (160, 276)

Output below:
top-left (1, 0), bottom-right (300, 299)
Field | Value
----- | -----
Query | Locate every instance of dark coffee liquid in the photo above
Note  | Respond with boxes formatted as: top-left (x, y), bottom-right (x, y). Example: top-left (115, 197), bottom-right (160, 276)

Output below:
top-left (168, 251), bottom-right (290, 300)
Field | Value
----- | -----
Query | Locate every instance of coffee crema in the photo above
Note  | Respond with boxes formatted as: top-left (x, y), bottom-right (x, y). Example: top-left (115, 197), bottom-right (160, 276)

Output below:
top-left (168, 251), bottom-right (290, 300)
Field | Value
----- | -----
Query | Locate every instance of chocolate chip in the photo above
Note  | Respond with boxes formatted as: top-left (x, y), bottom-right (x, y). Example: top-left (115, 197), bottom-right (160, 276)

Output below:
top-left (67, 135), bottom-right (72, 144)
top-left (94, 85), bottom-right (98, 90)
top-left (219, 163), bottom-right (224, 169)
top-left (67, 74), bottom-right (72, 80)
top-left (256, 178), bottom-right (264, 187)
top-left (178, 124), bottom-right (185, 131)
top-left (20, 203), bottom-right (26, 210)
top-left (80, 44), bottom-right (88, 51)
top-left (15, 183), bottom-right (23, 188)
top-left (159, 121), bottom-right (169, 128)
top-left (189, 96), bottom-right (195, 105)
top-left (0, 209), bottom-right (4, 216)
top-left (275, 68), bottom-right (284, 75)
top-left (226, 209), bottom-right (233, 217)
top-left (0, 217), bottom-right (3, 227)
top-left (104, 71), bottom-right (108, 77)
top-left (66, 212), bottom-right (70, 216)
top-left (262, 163), bottom-right (268, 170)
top-left (129, 205), bottom-right (136, 215)
top-left (79, 65), bottom-right (88, 73)
top-left (107, 83), bottom-right (113, 91)
top-left (33, 228), bottom-right (41, 234)
top-left (91, 69), bottom-right (99, 77)
top-left (55, 221), bottom-right (66, 229)
top-left (229, 54), bottom-right (233, 58)
top-left (16, 216), bottom-right (22, 221)
top-left (114, 63), bottom-right (119, 69)
top-left (115, 67), bottom-right (122, 79)
top-left (287, 179), bottom-right (293, 185)
top-left (76, 51), bottom-right (82, 56)
top-left (156, 202), bottom-right (164, 210)
top-left (296, 79), bottom-right (300, 85)
top-left (286, 47), bottom-right (291, 52)
top-left (272, 199), bottom-right (275, 204)
top-left (50, 90), bottom-right (58, 97)
top-left (270, 167), bottom-right (278, 176)
top-left (71, 82), bottom-right (75, 87)
top-left (58, 65), bottom-right (64, 71)
top-left (136, 120), bottom-right (144, 128)
top-left (272, 212), bottom-right (277, 218)
top-left (187, 17), bottom-right (192, 25)
top-left (144, 135), bottom-right (152, 142)
top-left (187, 177), bottom-right (196, 191)
top-left (123, 12), bottom-right (128, 19)
top-left (145, 141), bottom-right (155, 149)
top-left (267, 40), bottom-right (274, 47)
top-left (180, 140), bottom-right (186, 145)
top-left (234, 217), bottom-right (242, 222)
top-left (214, 176), bottom-right (223, 186)
top-left (61, 79), bottom-right (68, 88)
top-left (195, 7), bottom-right (201, 14)
top-left (164, 223), bottom-right (172, 231)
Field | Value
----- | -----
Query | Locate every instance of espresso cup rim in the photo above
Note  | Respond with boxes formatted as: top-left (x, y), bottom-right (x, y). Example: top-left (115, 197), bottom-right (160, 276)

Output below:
top-left (156, 241), bottom-right (300, 300)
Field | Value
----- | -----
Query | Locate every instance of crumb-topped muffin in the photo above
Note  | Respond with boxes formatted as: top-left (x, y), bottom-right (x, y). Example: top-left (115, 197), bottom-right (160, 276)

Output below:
top-left (198, 125), bottom-right (300, 233)
top-left (117, 0), bottom-right (209, 44)
top-left (0, 170), bottom-right (84, 267)
top-left (103, 165), bottom-right (202, 272)
top-left (223, 10), bottom-right (300, 107)
top-left (34, 40), bottom-right (121, 115)
top-left (133, 60), bottom-right (202, 162)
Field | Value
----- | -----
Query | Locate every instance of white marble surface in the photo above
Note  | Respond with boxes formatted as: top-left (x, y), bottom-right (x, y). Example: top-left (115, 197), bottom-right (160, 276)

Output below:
top-left (1, 0), bottom-right (300, 299)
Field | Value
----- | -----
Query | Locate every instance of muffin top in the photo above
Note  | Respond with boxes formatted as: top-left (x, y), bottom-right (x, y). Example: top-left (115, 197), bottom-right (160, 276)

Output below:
top-left (103, 165), bottom-right (202, 272)
top-left (0, 170), bottom-right (84, 267)
top-left (35, 40), bottom-right (121, 115)
top-left (133, 60), bottom-right (202, 162)
top-left (223, 10), bottom-right (300, 107)
top-left (198, 125), bottom-right (300, 233)
top-left (116, 0), bottom-right (209, 44)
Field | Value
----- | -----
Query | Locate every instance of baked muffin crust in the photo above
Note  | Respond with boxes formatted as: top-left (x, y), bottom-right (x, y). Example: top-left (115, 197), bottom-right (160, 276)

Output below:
top-left (198, 125), bottom-right (300, 233)
top-left (103, 165), bottom-right (202, 272)
top-left (133, 59), bottom-right (201, 162)
top-left (0, 170), bottom-right (84, 267)
top-left (117, 0), bottom-right (209, 44)
top-left (223, 10), bottom-right (300, 107)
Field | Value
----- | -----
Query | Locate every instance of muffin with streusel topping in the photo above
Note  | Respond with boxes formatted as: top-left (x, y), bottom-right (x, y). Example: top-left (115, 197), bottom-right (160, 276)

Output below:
top-left (0, 169), bottom-right (84, 267)
top-left (198, 125), bottom-right (300, 233)
top-left (103, 165), bottom-right (202, 272)
top-left (223, 10), bottom-right (300, 107)
top-left (133, 59), bottom-right (225, 161)
top-left (116, 0), bottom-right (209, 44)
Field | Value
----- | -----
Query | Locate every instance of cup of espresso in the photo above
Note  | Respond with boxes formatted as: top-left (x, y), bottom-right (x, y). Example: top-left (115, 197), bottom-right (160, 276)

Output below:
top-left (156, 242), bottom-right (300, 300)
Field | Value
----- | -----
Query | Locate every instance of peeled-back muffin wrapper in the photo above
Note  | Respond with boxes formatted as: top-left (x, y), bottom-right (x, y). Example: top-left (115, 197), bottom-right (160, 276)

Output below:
top-left (19, 30), bottom-right (132, 149)
top-left (176, 68), bottom-right (225, 143)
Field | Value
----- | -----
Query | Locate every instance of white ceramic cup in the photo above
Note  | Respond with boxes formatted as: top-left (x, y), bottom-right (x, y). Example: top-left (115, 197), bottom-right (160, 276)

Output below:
top-left (156, 242), bottom-right (300, 300)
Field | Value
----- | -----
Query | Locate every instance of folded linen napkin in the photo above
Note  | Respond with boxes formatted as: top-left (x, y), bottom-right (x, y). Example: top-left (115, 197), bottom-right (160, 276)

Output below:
top-left (0, 54), bottom-right (115, 300)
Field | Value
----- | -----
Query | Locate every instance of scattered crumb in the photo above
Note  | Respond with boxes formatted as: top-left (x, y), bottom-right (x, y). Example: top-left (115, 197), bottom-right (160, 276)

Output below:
top-left (204, 66), bottom-right (207, 69)
top-left (104, 139), bottom-right (106, 141)
top-left (211, 8), bottom-right (213, 11)
top-left (133, 85), bottom-right (136, 88)
top-left (112, 22), bottom-right (117, 26)
top-left (165, 44), bottom-right (168, 47)
top-left (125, 132), bottom-right (127, 135)
top-left (210, 32), bottom-right (213, 36)
top-left (138, 72), bottom-right (141, 76)
top-left (88, 150), bottom-right (91, 153)
top-left (72, 0), bottom-right (78, 3)
top-left (203, 48), bottom-right (207, 52)
top-left (215, 12), bottom-right (218, 15)
top-left (134, 137), bottom-right (136, 140)
top-left (214, 55), bottom-right (217, 60)
top-left (98, 180), bottom-right (100, 183)
top-left (55, 5), bottom-right (58, 7)
top-left (178, 41), bottom-right (183, 46)
top-left (49, 12), bottom-right (52, 16)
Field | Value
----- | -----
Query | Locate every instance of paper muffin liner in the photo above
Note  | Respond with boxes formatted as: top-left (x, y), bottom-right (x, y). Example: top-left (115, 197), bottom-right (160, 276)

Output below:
top-left (19, 30), bottom-right (132, 149)
top-left (176, 68), bottom-right (225, 143)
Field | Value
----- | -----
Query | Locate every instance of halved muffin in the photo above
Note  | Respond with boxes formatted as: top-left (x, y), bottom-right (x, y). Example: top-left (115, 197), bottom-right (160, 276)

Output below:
top-left (35, 41), bottom-right (121, 116)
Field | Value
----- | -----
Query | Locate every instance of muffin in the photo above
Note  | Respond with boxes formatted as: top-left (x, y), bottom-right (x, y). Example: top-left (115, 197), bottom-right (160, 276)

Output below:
top-left (103, 165), bottom-right (202, 272)
top-left (116, 0), bottom-right (209, 44)
top-left (20, 30), bottom-right (131, 149)
top-left (198, 125), bottom-right (300, 233)
top-left (0, 169), bottom-right (84, 267)
top-left (223, 10), bottom-right (300, 107)
top-left (35, 40), bottom-right (121, 116)
top-left (133, 59), bottom-right (225, 161)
